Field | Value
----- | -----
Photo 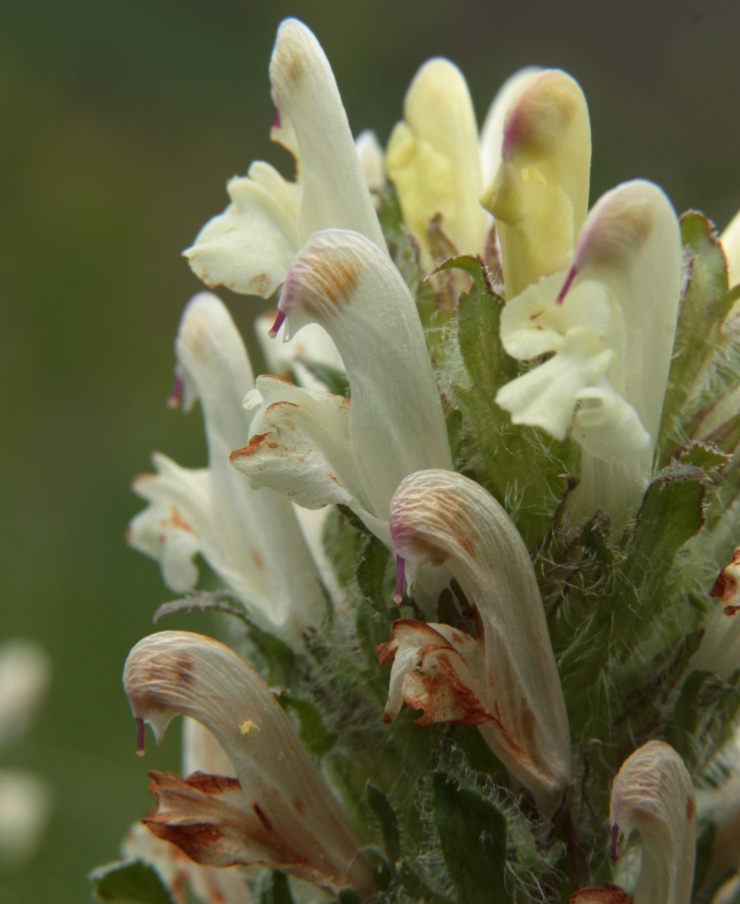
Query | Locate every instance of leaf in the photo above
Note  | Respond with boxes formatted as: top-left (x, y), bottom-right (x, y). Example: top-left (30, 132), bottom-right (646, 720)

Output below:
top-left (664, 668), bottom-right (740, 776)
top-left (278, 692), bottom-right (337, 756)
top-left (258, 870), bottom-right (296, 904)
top-left (366, 782), bottom-right (401, 863)
top-left (452, 260), bottom-right (576, 545)
top-left (357, 534), bottom-right (395, 616)
top-left (659, 211), bottom-right (738, 459)
top-left (89, 860), bottom-right (174, 904)
top-left (680, 441), bottom-right (733, 472)
top-left (432, 771), bottom-right (508, 904)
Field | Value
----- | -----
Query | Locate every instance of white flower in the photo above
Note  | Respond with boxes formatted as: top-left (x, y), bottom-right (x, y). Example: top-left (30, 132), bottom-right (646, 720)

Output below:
top-left (231, 230), bottom-right (453, 544)
top-left (127, 293), bottom-right (326, 645)
top-left (495, 180), bottom-right (683, 521)
top-left (124, 631), bottom-right (374, 899)
top-left (184, 19), bottom-right (385, 300)
top-left (378, 470), bottom-right (571, 814)
top-left (610, 740), bottom-right (696, 904)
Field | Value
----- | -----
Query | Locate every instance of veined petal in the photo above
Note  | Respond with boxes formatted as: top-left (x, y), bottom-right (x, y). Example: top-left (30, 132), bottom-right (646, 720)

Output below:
top-left (270, 19), bottom-right (385, 251)
top-left (482, 69), bottom-right (591, 297)
top-left (185, 163), bottom-right (301, 298)
top-left (610, 740), bottom-right (696, 904)
top-left (386, 58), bottom-right (489, 259)
top-left (388, 470), bottom-right (571, 813)
top-left (479, 67), bottom-right (542, 189)
top-left (276, 229), bottom-right (453, 522)
top-left (496, 327), bottom-right (614, 440)
top-left (124, 632), bottom-right (374, 898)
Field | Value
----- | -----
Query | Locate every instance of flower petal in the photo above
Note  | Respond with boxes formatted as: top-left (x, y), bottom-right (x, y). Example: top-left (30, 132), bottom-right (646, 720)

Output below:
top-left (386, 58), bottom-right (489, 259)
top-left (125, 631), bottom-right (374, 897)
top-left (610, 740), bottom-right (695, 904)
top-left (496, 328), bottom-right (614, 440)
top-left (389, 470), bottom-right (571, 812)
top-left (269, 19), bottom-right (385, 251)
top-left (184, 164), bottom-right (301, 298)
top-left (377, 619), bottom-right (493, 727)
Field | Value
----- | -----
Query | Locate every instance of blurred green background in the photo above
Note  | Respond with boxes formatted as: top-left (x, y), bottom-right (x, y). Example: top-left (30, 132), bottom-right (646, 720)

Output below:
top-left (1, 0), bottom-right (738, 900)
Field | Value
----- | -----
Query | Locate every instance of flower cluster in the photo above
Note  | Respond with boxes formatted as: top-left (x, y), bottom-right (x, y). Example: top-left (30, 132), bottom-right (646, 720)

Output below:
top-left (97, 17), bottom-right (740, 904)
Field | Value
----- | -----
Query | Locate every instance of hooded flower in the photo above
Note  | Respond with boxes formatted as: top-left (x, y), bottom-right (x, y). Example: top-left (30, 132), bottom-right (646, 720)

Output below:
top-left (184, 18), bottom-right (385, 300)
top-left (482, 68), bottom-right (591, 297)
top-left (610, 740), bottom-right (696, 904)
top-left (378, 469), bottom-right (571, 814)
top-left (494, 179), bottom-right (683, 521)
top-left (124, 631), bottom-right (374, 899)
top-left (230, 229), bottom-right (453, 543)
top-left (127, 292), bottom-right (326, 646)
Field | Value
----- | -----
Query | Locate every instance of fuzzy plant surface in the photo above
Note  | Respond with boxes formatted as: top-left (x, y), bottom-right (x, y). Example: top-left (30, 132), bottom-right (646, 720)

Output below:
top-left (91, 17), bottom-right (740, 904)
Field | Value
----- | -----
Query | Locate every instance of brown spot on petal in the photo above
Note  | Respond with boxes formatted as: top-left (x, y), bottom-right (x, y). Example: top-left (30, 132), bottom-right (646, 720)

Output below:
top-left (248, 273), bottom-right (272, 295)
top-left (142, 652), bottom-right (196, 687)
top-left (283, 52), bottom-right (304, 86)
top-left (181, 772), bottom-right (242, 796)
top-left (711, 548), bottom-right (740, 606)
top-left (299, 255), bottom-right (361, 318)
top-left (144, 819), bottom-right (227, 863)
top-left (687, 797), bottom-right (695, 820)
top-left (251, 550), bottom-right (263, 570)
top-left (231, 434), bottom-right (272, 460)
top-left (169, 506), bottom-right (195, 534)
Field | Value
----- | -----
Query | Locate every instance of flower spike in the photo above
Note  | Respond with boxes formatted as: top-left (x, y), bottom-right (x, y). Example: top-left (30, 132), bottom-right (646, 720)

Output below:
top-left (381, 469), bottom-right (571, 813)
top-left (124, 631), bottom-right (374, 899)
top-left (610, 740), bottom-right (696, 904)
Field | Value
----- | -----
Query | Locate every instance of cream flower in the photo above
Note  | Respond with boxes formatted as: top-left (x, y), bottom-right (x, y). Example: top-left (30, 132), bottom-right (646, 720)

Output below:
top-left (610, 740), bottom-right (696, 904)
top-left (386, 59), bottom-right (543, 266)
top-left (495, 180), bottom-right (683, 521)
top-left (124, 631), bottom-right (374, 899)
top-left (482, 68), bottom-right (591, 297)
top-left (127, 293), bottom-right (326, 645)
top-left (378, 469), bottom-right (571, 814)
top-left (185, 19), bottom-right (384, 300)
top-left (231, 230), bottom-right (453, 544)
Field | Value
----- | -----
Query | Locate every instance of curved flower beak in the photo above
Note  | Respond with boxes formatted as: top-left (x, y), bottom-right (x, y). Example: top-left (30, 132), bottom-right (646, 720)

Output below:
top-left (185, 19), bottom-right (383, 298)
top-left (387, 58), bottom-right (489, 261)
top-left (381, 469), bottom-right (571, 813)
top-left (482, 69), bottom-right (591, 297)
top-left (610, 740), bottom-right (695, 904)
top-left (124, 631), bottom-right (375, 899)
